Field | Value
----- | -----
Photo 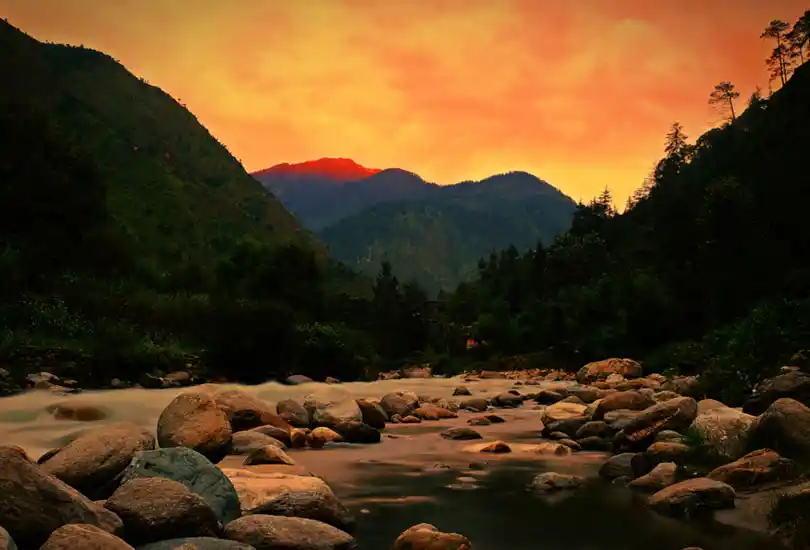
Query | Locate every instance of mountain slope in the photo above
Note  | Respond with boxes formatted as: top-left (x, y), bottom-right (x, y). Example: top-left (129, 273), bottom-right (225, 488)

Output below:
top-left (319, 171), bottom-right (577, 293)
top-left (0, 20), bottom-right (316, 274)
top-left (254, 162), bottom-right (437, 229)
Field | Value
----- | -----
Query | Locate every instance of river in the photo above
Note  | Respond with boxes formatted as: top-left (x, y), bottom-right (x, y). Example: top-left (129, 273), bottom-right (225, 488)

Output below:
top-left (0, 378), bottom-right (788, 550)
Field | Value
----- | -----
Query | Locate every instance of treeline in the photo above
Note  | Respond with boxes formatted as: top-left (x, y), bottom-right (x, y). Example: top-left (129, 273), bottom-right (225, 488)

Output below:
top-left (437, 12), bottom-right (810, 404)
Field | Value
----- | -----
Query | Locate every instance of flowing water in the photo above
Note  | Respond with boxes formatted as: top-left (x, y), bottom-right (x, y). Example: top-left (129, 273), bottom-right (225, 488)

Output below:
top-left (0, 378), bottom-right (788, 550)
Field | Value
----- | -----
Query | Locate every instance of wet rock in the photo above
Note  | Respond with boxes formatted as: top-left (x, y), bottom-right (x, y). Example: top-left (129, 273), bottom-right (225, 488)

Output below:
top-left (559, 395), bottom-right (585, 405)
top-left (577, 436), bottom-right (614, 452)
top-left (617, 397), bottom-right (698, 445)
top-left (222, 469), bottom-right (354, 533)
top-left (528, 472), bottom-right (584, 493)
top-left (285, 375), bottom-right (314, 385)
top-left (0, 446), bottom-right (123, 548)
top-left (118, 447), bottom-right (240, 526)
top-left (593, 391), bottom-right (654, 420)
top-left (105, 477), bottom-right (220, 545)
top-left (478, 441), bottom-right (512, 453)
top-left (545, 417), bottom-right (589, 438)
top-left (691, 405), bottom-right (755, 462)
top-left (486, 414), bottom-right (505, 423)
top-left (578, 358), bottom-right (642, 383)
top-left (392, 523), bottom-right (471, 550)
top-left (559, 438), bottom-right (582, 451)
top-left (542, 401), bottom-right (588, 424)
top-left (212, 389), bottom-right (290, 433)
top-left (244, 446), bottom-right (296, 466)
top-left (413, 403), bottom-right (457, 420)
top-left (599, 453), bottom-right (637, 480)
top-left (707, 449), bottom-right (798, 488)
top-left (309, 427), bottom-right (344, 447)
top-left (453, 386), bottom-right (472, 396)
top-left (492, 392), bottom-right (523, 408)
top-left (355, 399), bottom-right (387, 429)
top-left (290, 428), bottom-right (309, 448)
top-left (0, 527), bottom-right (15, 550)
top-left (136, 538), bottom-right (254, 549)
top-left (603, 409), bottom-right (642, 430)
top-left (40, 524), bottom-right (133, 549)
top-left (440, 427), bottom-right (482, 440)
top-left (769, 480), bottom-right (810, 547)
top-left (532, 389), bottom-right (564, 404)
top-left (224, 514), bottom-right (355, 549)
top-left (647, 478), bottom-right (735, 517)
top-left (628, 462), bottom-right (677, 492)
top-left (276, 399), bottom-right (311, 428)
top-left (468, 416), bottom-right (491, 426)
top-left (399, 415), bottom-right (421, 424)
top-left (380, 392), bottom-right (419, 417)
top-left (652, 390), bottom-right (682, 403)
top-left (304, 389), bottom-right (363, 427)
top-left (40, 422), bottom-right (155, 499)
top-left (654, 430), bottom-right (685, 443)
top-left (662, 375), bottom-right (701, 398)
top-left (520, 442), bottom-right (573, 456)
top-left (743, 370), bottom-right (810, 415)
top-left (459, 397), bottom-right (489, 412)
top-left (403, 366), bottom-right (432, 378)
top-left (231, 431), bottom-right (286, 455)
top-left (157, 391), bottom-right (233, 463)
top-left (248, 425), bottom-right (292, 447)
top-left (643, 442), bottom-right (692, 467)
top-left (332, 421), bottom-right (381, 444)
top-left (575, 421), bottom-right (615, 439)
top-left (748, 398), bottom-right (810, 460)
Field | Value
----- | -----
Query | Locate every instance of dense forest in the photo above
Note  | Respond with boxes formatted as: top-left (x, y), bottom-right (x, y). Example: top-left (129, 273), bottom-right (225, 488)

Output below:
top-left (1, 12), bottom-right (809, 403)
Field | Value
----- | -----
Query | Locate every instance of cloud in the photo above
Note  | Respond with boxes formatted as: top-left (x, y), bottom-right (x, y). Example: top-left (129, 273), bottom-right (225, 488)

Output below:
top-left (4, 0), bottom-right (808, 201)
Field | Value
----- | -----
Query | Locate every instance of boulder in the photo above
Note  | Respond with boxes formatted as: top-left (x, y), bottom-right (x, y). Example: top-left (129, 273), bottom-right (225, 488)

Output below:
top-left (223, 515), bottom-right (356, 549)
top-left (748, 398), bottom-right (810, 460)
top-left (647, 478), bottom-right (735, 517)
top-left (104, 477), bottom-right (220, 545)
top-left (593, 391), bottom-right (653, 420)
top-left (118, 447), bottom-right (240, 526)
top-left (598, 453), bottom-right (637, 480)
top-left (244, 445), bottom-right (296, 466)
top-left (0, 446), bottom-right (123, 548)
top-left (40, 524), bottom-right (133, 550)
top-left (231, 431), bottom-right (286, 455)
top-left (458, 397), bottom-right (488, 412)
top-left (304, 389), bottom-right (363, 427)
top-left (628, 462), bottom-right (677, 492)
top-left (0, 527), bottom-right (15, 550)
top-left (212, 389), bottom-right (290, 433)
top-left (391, 523), bottom-right (471, 550)
top-left (157, 391), bottom-right (233, 463)
top-left (355, 399), bottom-right (387, 429)
top-left (413, 403), bottom-right (458, 420)
top-left (577, 358), bottom-right (642, 383)
top-left (331, 422), bottom-right (381, 444)
top-left (528, 472), bottom-right (583, 493)
top-left (136, 538), bottom-right (253, 549)
top-left (39, 422), bottom-right (155, 499)
top-left (691, 406), bottom-right (755, 462)
top-left (618, 397), bottom-right (698, 445)
top-left (542, 401), bottom-right (588, 424)
top-left (707, 449), bottom-right (798, 488)
top-left (440, 427), bottom-right (482, 440)
top-left (743, 370), bottom-right (810, 415)
top-left (46, 400), bottom-right (109, 421)
top-left (221, 470), bottom-right (354, 533)
top-left (380, 392), bottom-right (419, 417)
top-left (276, 399), bottom-right (311, 428)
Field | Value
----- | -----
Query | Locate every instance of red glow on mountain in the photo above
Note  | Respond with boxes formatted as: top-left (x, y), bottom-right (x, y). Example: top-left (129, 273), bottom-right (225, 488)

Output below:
top-left (254, 158), bottom-right (382, 182)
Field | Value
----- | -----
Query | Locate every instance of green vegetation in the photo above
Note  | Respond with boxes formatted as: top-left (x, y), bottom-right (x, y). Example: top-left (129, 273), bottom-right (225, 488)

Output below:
top-left (438, 11), bottom-right (810, 405)
top-left (3, 11), bottom-right (810, 397)
top-left (319, 171), bottom-right (576, 295)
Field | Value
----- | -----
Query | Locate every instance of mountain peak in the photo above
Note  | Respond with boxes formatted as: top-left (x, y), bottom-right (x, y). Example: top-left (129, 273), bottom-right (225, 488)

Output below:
top-left (253, 158), bottom-right (382, 182)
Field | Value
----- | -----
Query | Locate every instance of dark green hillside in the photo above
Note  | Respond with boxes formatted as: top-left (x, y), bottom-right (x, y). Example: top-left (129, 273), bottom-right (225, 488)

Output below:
top-left (0, 19), bottom-right (315, 275)
top-left (445, 36), bottom-right (810, 403)
top-left (319, 171), bottom-right (577, 294)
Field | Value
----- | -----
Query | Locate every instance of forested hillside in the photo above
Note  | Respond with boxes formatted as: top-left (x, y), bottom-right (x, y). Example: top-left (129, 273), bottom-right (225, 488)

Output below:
top-left (444, 12), bottom-right (810, 403)
top-left (320, 171), bottom-right (577, 294)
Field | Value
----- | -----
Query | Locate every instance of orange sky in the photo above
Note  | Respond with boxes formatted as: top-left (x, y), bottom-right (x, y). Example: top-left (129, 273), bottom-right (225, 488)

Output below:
top-left (4, 0), bottom-right (807, 204)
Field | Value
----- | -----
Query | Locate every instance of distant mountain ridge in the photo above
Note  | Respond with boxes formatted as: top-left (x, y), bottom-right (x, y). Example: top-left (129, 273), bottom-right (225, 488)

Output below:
top-left (253, 161), bottom-right (438, 229)
top-left (253, 160), bottom-right (577, 293)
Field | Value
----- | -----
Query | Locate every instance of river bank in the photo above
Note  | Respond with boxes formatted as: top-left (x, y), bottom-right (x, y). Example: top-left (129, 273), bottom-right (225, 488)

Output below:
top-left (1, 358), bottom-right (809, 549)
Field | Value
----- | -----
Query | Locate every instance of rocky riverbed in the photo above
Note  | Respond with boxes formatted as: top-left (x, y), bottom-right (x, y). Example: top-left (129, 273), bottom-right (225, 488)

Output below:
top-left (1, 358), bottom-right (810, 549)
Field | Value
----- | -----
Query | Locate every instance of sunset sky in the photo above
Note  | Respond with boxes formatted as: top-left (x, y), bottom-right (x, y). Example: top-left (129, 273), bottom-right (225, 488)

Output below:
top-left (4, 0), bottom-right (807, 204)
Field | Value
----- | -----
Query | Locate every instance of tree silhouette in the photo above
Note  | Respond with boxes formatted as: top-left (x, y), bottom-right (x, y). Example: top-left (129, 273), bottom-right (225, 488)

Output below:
top-left (762, 20), bottom-right (792, 86)
top-left (709, 81), bottom-right (740, 122)
top-left (788, 10), bottom-right (810, 64)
